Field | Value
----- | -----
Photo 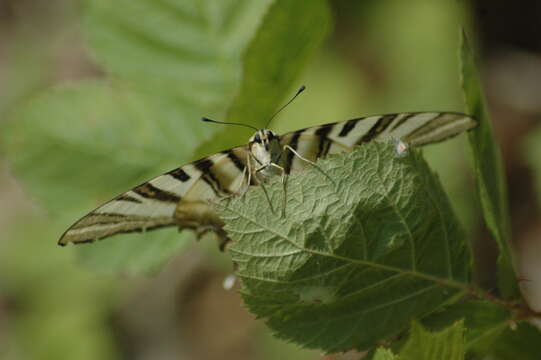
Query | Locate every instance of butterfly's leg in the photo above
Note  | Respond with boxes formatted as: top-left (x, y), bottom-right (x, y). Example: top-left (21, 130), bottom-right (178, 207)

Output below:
top-left (239, 153), bottom-right (253, 199)
top-left (192, 225), bottom-right (231, 251)
top-left (256, 176), bottom-right (275, 214)
top-left (283, 145), bottom-right (335, 186)
top-left (235, 165), bottom-right (249, 196)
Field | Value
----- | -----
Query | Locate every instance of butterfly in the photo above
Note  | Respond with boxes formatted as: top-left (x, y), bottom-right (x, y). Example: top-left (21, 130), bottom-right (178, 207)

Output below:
top-left (58, 102), bottom-right (476, 248)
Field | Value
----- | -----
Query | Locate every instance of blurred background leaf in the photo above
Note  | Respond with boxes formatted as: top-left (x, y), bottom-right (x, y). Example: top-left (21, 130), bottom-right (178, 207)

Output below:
top-left (373, 348), bottom-right (396, 360)
top-left (400, 321), bottom-right (464, 360)
top-left (476, 321), bottom-right (541, 360)
top-left (2, 0), bottom-right (332, 274)
top-left (421, 300), bottom-right (511, 354)
top-left (461, 31), bottom-right (517, 298)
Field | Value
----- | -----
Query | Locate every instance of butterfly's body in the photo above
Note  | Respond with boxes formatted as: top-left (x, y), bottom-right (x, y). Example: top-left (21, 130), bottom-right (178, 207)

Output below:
top-left (58, 111), bottom-right (476, 247)
top-left (249, 129), bottom-right (283, 178)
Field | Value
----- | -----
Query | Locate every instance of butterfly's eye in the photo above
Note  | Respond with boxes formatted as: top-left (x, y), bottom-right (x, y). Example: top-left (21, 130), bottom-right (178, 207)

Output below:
top-left (254, 134), bottom-right (261, 143)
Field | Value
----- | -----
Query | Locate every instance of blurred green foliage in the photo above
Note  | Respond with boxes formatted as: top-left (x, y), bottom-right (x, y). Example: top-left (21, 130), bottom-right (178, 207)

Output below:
top-left (0, 0), bottom-right (528, 359)
top-left (399, 321), bottom-right (465, 360)
top-left (461, 32), bottom-right (517, 298)
top-left (421, 301), bottom-right (510, 355)
top-left (373, 348), bottom-right (396, 360)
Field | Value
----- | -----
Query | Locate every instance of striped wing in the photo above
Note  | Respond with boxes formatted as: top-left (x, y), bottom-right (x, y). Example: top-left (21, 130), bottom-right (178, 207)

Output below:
top-left (280, 112), bottom-right (476, 173)
top-left (58, 146), bottom-right (251, 246)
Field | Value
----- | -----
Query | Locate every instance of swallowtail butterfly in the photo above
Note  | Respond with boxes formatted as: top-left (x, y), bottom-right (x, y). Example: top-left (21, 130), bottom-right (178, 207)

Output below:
top-left (58, 93), bottom-right (476, 248)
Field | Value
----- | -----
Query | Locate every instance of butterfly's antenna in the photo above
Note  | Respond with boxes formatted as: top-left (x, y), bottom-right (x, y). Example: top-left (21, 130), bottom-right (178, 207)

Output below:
top-left (201, 117), bottom-right (259, 132)
top-left (265, 85), bottom-right (306, 129)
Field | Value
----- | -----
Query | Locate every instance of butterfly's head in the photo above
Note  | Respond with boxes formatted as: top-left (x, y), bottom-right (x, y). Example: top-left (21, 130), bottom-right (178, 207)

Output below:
top-left (249, 129), bottom-right (281, 166)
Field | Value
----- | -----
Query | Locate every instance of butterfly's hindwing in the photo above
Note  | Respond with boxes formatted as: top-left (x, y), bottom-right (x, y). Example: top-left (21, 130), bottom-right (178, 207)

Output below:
top-left (58, 146), bottom-right (251, 246)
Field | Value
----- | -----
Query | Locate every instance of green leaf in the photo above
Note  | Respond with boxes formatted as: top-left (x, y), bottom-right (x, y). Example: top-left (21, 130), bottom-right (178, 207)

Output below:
top-left (421, 300), bottom-right (511, 353)
top-left (373, 348), bottom-right (396, 360)
top-left (197, 0), bottom-right (332, 155)
top-left (216, 143), bottom-right (470, 352)
top-left (1, 1), bottom-right (330, 274)
top-left (226, 0), bottom-right (331, 128)
top-left (85, 0), bottom-right (274, 110)
top-left (525, 128), bottom-right (541, 214)
top-left (400, 321), bottom-right (464, 360)
top-left (482, 321), bottom-right (541, 360)
top-left (3, 81), bottom-right (200, 274)
top-left (4, 82), bottom-right (183, 214)
top-left (460, 31), bottom-right (517, 297)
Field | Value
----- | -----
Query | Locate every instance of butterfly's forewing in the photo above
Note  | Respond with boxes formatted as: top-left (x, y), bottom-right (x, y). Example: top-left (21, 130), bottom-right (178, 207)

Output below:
top-left (58, 146), bottom-right (251, 245)
top-left (279, 112), bottom-right (476, 173)
top-left (60, 112), bottom-right (476, 246)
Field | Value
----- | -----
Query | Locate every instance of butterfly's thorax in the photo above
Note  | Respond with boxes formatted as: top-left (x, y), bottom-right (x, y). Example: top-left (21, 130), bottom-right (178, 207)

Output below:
top-left (249, 129), bottom-right (282, 178)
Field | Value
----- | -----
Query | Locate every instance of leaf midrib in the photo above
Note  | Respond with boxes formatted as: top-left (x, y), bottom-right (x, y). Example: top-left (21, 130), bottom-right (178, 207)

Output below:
top-left (224, 203), bottom-right (469, 292)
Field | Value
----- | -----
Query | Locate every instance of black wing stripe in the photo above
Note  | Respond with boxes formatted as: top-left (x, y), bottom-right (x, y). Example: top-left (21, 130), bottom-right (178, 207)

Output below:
top-left (133, 183), bottom-right (181, 203)
top-left (194, 158), bottom-right (230, 196)
top-left (193, 158), bottom-right (214, 173)
top-left (115, 195), bottom-right (143, 204)
top-left (77, 224), bottom-right (174, 245)
top-left (89, 212), bottom-right (129, 218)
top-left (194, 158), bottom-right (220, 196)
top-left (224, 150), bottom-right (245, 172)
top-left (338, 119), bottom-right (358, 137)
top-left (407, 113), bottom-right (446, 137)
top-left (390, 113), bottom-right (417, 131)
top-left (70, 213), bottom-right (129, 229)
top-left (225, 149), bottom-right (254, 185)
top-left (168, 167), bottom-right (191, 182)
top-left (284, 130), bottom-right (303, 174)
top-left (315, 125), bottom-right (333, 159)
top-left (356, 114), bottom-right (397, 144)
